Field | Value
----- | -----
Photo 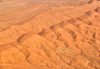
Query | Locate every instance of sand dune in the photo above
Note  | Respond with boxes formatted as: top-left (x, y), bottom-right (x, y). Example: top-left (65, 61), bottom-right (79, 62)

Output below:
top-left (0, 0), bottom-right (100, 69)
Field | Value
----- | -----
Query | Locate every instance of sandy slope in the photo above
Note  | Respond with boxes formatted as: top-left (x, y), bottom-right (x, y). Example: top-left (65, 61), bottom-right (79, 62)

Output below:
top-left (0, 0), bottom-right (100, 69)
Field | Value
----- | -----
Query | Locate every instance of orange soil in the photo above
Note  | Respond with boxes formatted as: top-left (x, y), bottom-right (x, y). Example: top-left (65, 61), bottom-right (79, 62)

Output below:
top-left (0, 0), bottom-right (100, 69)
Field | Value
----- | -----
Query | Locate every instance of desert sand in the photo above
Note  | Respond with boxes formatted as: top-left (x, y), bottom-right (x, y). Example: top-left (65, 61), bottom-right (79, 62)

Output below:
top-left (0, 0), bottom-right (100, 69)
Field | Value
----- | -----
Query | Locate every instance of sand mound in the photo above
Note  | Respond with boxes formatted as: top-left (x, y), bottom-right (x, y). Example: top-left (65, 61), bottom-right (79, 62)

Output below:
top-left (0, 0), bottom-right (100, 69)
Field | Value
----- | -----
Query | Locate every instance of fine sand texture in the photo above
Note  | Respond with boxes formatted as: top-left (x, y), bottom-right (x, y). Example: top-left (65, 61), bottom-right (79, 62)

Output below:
top-left (0, 0), bottom-right (100, 69)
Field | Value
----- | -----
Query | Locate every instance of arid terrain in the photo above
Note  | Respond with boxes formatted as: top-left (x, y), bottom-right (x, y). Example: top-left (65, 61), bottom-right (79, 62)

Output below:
top-left (0, 0), bottom-right (100, 69)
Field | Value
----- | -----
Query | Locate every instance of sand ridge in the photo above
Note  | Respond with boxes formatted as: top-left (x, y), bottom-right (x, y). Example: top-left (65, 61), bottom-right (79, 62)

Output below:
top-left (0, 0), bottom-right (100, 69)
